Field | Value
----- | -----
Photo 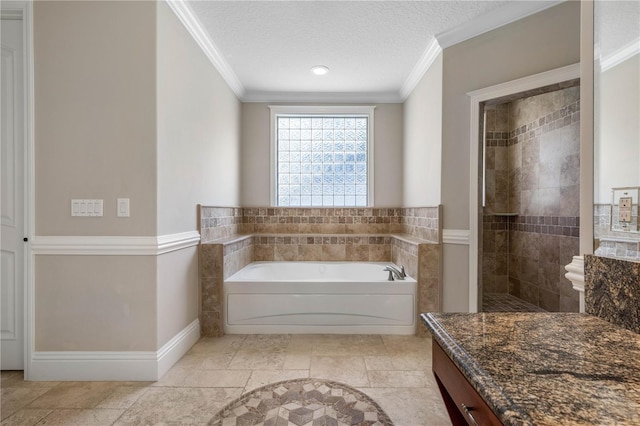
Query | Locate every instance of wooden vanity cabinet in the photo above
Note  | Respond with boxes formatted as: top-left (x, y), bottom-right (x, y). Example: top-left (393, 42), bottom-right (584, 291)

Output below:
top-left (432, 341), bottom-right (503, 426)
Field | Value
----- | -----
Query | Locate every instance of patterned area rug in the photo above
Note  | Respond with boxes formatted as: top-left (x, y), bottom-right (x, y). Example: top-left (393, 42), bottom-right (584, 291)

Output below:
top-left (208, 378), bottom-right (394, 426)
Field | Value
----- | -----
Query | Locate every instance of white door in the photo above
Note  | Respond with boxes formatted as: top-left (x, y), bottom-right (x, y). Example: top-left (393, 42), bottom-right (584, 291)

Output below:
top-left (1, 16), bottom-right (25, 370)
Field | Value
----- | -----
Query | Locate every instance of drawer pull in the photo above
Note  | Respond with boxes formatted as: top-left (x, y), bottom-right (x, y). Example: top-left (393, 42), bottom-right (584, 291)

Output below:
top-left (461, 403), bottom-right (480, 426)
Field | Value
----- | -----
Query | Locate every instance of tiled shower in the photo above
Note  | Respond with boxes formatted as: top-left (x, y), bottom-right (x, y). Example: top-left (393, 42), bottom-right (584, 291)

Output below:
top-left (481, 85), bottom-right (581, 312)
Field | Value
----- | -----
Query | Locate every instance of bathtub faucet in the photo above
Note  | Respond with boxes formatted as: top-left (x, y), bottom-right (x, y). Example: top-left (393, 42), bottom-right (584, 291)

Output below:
top-left (384, 265), bottom-right (406, 281)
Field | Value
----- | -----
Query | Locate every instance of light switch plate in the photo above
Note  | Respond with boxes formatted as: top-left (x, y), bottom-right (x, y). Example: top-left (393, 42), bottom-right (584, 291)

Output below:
top-left (117, 198), bottom-right (130, 217)
top-left (71, 199), bottom-right (103, 217)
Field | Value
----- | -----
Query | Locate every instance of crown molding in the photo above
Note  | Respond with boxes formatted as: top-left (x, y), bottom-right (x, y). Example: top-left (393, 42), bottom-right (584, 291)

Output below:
top-left (31, 231), bottom-right (200, 256)
top-left (165, 0), bottom-right (245, 99)
top-left (399, 38), bottom-right (441, 101)
top-left (166, 0), bottom-right (565, 104)
top-left (243, 90), bottom-right (402, 104)
top-left (601, 38), bottom-right (640, 72)
top-left (437, 1), bottom-right (564, 49)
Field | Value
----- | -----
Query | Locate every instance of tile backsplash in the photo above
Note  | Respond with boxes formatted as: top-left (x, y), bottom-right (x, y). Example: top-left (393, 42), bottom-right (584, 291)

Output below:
top-left (593, 204), bottom-right (640, 262)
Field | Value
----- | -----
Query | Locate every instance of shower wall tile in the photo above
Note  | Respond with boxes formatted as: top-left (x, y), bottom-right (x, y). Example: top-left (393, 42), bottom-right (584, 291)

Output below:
top-left (506, 87), bottom-right (580, 312)
top-left (483, 87), bottom-right (580, 312)
top-left (484, 105), bottom-right (510, 215)
top-left (482, 216), bottom-right (510, 293)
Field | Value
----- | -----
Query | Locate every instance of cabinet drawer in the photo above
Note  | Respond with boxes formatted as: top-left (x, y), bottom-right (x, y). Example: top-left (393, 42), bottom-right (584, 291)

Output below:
top-left (432, 341), bottom-right (503, 426)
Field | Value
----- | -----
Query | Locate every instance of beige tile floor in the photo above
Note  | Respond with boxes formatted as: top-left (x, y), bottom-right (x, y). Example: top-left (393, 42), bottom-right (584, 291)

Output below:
top-left (1, 334), bottom-right (451, 425)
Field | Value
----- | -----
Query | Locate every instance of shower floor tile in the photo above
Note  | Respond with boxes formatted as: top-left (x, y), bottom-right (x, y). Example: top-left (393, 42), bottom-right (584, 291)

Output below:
top-left (482, 292), bottom-right (546, 312)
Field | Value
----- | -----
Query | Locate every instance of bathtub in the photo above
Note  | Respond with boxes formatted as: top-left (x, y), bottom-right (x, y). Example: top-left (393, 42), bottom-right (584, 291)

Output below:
top-left (223, 261), bottom-right (417, 334)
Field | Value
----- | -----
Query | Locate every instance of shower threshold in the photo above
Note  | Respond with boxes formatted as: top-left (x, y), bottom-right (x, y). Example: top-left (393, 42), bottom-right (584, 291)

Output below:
top-left (482, 293), bottom-right (546, 312)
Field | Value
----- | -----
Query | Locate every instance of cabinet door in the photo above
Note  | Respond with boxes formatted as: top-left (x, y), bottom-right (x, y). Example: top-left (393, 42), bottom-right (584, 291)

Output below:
top-left (432, 341), bottom-right (503, 426)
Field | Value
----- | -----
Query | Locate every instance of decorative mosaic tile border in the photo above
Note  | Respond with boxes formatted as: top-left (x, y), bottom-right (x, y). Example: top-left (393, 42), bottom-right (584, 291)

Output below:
top-left (485, 131), bottom-right (509, 147)
top-left (253, 235), bottom-right (391, 245)
top-left (509, 215), bottom-right (579, 237)
top-left (507, 99), bottom-right (580, 146)
top-left (483, 215), bottom-right (580, 236)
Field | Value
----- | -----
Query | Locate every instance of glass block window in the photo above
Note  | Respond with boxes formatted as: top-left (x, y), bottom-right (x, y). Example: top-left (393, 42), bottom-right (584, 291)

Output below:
top-left (271, 107), bottom-right (374, 207)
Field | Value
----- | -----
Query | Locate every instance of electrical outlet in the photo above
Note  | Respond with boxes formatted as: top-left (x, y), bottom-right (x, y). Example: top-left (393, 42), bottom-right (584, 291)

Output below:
top-left (619, 196), bottom-right (632, 222)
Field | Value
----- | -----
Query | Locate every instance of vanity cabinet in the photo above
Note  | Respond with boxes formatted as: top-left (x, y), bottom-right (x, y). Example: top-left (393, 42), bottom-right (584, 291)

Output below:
top-left (432, 341), bottom-right (502, 426)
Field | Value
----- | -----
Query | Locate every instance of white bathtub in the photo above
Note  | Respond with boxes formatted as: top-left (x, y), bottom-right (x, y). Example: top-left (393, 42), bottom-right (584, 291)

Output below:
top-left (223, 261), bottom-right (417, 334)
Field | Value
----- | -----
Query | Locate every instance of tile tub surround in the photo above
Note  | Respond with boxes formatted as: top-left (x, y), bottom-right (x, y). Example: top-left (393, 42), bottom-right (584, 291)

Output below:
top-left (200, 236), bottom-right (253, 337)
top-left (241, 207), bottom-right (440, 242)
top-left (198, 206), bottom-right (442, 337)
top-left (252, 235), bottom-right (392, 262)
top-left (392, 236), bottom-right (442, 337)
top-left (585, 254), bottom-right (640, 333)
top-left (0, 335), bottom-right (450, 426)
top-left (423, 312), bottom-right (640, 425)
top-left (481, 87), bottom-right (581, 312)
top-left (198, 206), bottom-right (243, 243)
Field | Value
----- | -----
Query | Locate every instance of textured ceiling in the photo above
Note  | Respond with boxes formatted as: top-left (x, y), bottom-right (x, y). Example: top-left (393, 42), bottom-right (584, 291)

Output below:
top-left (596, 0), bottom-right (640, 59)
top-left (186, 0), bottom-right (563, 101)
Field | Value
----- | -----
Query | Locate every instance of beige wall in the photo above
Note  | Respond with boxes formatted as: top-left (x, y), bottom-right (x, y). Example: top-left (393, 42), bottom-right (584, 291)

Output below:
top-left (402, 53), bottom-right (442, 207)
top-left (155, 2), bottom-right (241, 346)
top-left (156, 1), bottom-right (242, 235)
top-left (595, 55), bottom-right (640, 203)
top-left (34, 1), bottom-right (157, 236)
top-left (157, 247), bottom-right (199, 348)
top-left (32, 1), bottom-right (241, 354)
top-left (33, 1), bottom-right (160, 353)
top-left (35, 256), bottom-right (157, 351)
top-left (440, 1), bottom-right (581, 311)
top-left (240, 103), bottom-right (403, 207)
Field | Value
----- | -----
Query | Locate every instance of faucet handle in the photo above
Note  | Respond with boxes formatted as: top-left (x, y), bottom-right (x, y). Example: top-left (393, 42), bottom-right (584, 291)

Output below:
top-left (400, 265), bottom-right (406, 278)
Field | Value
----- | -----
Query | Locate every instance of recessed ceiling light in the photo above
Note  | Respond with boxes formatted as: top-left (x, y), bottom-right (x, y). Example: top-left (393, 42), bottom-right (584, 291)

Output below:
top-left (311, 65), bottom-right (329, 76)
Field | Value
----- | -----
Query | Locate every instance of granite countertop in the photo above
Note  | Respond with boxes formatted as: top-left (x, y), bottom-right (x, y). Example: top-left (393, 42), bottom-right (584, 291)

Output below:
top-left (422, 312), bottom-right (640, 425)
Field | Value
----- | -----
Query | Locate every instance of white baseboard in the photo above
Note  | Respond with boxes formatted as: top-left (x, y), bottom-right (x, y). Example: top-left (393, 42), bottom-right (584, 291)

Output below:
top-left (157, 319), bottom-right (201, 379)
top-left (29, 319), bottom-right (200, 381)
